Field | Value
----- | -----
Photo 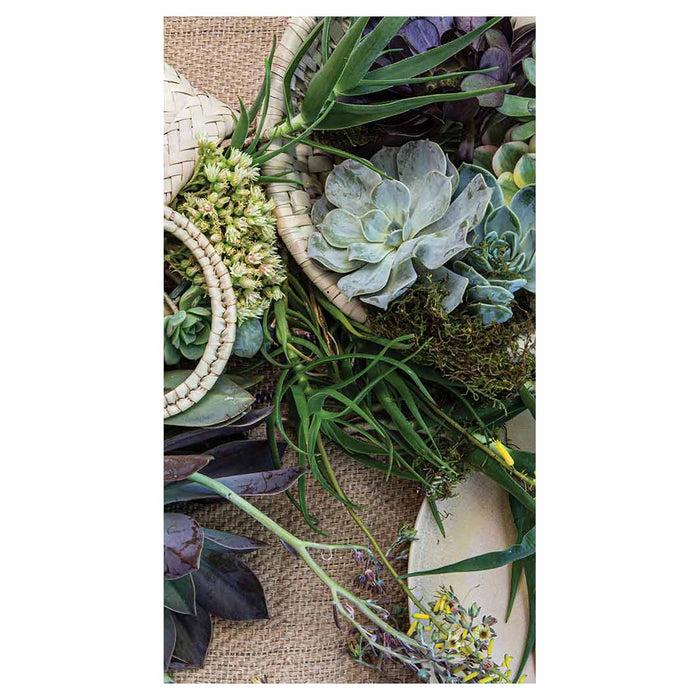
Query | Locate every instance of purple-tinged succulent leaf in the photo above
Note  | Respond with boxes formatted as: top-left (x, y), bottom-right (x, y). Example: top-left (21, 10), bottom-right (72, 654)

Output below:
top-left (512, 24), bottom-right (536, 65)
top-left (164, 454), bottom-right (212, 482)
top-left (480, 47), bottom-right (511, 86)
top-left (164, 466), bottom-right (306, 504)
top-left (171, 605), bottom-right (211, 668)
top-left (164, 513), bottom-right (204, 580)
top-left (164, 574), bottom-right (196, 615)
top-left (203, 528), bottom-right (266, 553)
top-left (399, 18), bottom-right (440, 54)
top-left (164, 609), bottom-right (176, 671)
top-left (454, 17), bottom-right (488, 37)
top-left (163, 407), bottom-right (273, 453)
top-left (423, 17), bottom-right (455, 37)
top-left (461, 73), bottom-right (505, 108)
top-left (201, 440), bottom-right (288, 478)
top-left (191, 547), bottom-right (269, 621)
top-left (442, 96), bottom-right (479, 123)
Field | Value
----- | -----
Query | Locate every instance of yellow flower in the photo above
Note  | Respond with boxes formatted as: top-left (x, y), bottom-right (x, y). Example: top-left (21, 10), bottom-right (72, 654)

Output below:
top-left (462, 672), bottom-right (478, 682)
top-left (472, 625), bottom-right (491, 642)
top-left (477, 676), bottom-right (494, 684)
top-left (491, 440), bottom-right (515, 466)
top-left (503, 654), bottom-right (513, 669)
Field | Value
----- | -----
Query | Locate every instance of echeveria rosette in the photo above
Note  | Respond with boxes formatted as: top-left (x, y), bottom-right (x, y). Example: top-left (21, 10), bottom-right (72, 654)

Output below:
top-left (437, 162), bottom-right (535, 324)
top-left (164, 286), bottom-right (212, 365)
top-left (474, 138), bottom-right (535, 205)
top-left (308, 140), bottom-right (492, 310)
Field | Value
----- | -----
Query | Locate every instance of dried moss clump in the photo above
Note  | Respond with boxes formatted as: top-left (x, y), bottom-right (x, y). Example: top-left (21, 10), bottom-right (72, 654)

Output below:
top-left (368, 284), bottom-right (535, 402)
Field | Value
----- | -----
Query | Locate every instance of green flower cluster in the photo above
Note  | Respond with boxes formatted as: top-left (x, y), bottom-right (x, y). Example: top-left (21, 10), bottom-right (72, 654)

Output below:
top-left (167, 141), bottom-right (286, 322)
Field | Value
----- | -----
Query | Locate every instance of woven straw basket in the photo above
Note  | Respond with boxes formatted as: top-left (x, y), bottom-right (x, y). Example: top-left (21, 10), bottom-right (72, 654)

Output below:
top-left (260, 17), bottom-right (368, 322)
top-left (163, 63), bottom-right (239, 418)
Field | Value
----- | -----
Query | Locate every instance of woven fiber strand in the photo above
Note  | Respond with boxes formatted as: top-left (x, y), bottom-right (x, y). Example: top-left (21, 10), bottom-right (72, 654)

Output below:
top-left (164, 17), bottom-right (422, 684)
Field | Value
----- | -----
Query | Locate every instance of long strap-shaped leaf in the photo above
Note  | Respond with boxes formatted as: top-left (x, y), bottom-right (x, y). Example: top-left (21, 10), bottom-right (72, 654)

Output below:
top-left (317, 85), bottom-right (513, 130)
top-left (350, 16), bottom-right (503, 96)
top-left (402, 526), bottom-right (535, 578)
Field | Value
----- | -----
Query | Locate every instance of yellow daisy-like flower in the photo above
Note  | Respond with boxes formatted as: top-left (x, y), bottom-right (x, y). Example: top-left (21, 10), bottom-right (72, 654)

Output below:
top-left (472, 625), bottom-right (491, 642)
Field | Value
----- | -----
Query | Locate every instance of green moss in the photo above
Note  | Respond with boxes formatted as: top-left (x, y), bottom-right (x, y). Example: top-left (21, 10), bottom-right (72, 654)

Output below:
top-left (368, 283), bottom-right (535, 403)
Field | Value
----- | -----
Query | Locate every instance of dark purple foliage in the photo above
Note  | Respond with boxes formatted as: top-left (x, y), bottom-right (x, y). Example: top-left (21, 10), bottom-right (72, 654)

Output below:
top-left (164, 513), bottom-right (204, 580)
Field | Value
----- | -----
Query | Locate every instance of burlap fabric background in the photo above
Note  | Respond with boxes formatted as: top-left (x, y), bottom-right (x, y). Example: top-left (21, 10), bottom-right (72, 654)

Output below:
top-left (164, 16), bottom-right (423, 684)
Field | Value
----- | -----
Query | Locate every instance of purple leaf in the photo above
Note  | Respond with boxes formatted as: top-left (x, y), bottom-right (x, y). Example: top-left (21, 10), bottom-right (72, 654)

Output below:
top-left (164, 609), bottom-right (176, 671)
top-left (423, 17), bottom-right (455, 37)
top-left (163, 466), bottom-right (307, 504)
top-left (442, 97), bottom-right (479, 123)
top-left (163, 407), bottom-right (273, 453)
top-left (171, 605), bottom-right (211, 668)
top-left (399, 18), bottom-right (440, 54)
top-left (512, 24), bottom-right (536, 65)
top-left (480, 46), bottom-right (511, 85)
top-left (203, 528), bottom-right (266, 553)
top-left (201, 440), bottom-right (287, 477)
top-left (461, 73), bottom-right (505, 107)
top-left (192, 546), bottom-right (269, 621)
top-left (164, 454), bottom-right (212, 482)
top-left (164, 513), bottom-right (204, 580)
top-left (454, 17), bottom-right (488, 33)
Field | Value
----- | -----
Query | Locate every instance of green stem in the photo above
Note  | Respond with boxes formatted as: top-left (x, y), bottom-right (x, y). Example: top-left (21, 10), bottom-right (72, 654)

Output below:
top-left (315, 436), bottom-right (446, 631)
top-left (186, 471), bottom-right (420, 651)
top-left (431, 404), bottom-right (536, 488)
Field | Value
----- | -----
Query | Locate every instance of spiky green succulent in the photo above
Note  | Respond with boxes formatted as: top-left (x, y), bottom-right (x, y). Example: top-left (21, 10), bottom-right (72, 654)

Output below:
top-left (164, 286), bottom-right (212, 364)
top-left (308, 140), bottom-right (492, 310)
top-left (435, 163), bottom-right (535, 325)
top-left (166, 142), bottom-right (286, 323)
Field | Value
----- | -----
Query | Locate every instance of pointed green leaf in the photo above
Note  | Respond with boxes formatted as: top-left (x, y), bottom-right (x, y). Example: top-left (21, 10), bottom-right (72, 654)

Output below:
top-left (317, 86), bottom-right (512, 130)
top-left (335, 16), bottom-right (407, 93)
top-left (301, 17), bottom-right (369, 123)
top-left (230, 98), bottom-right (249, 150)
top-left (351, 16), bottom-right (503, 96)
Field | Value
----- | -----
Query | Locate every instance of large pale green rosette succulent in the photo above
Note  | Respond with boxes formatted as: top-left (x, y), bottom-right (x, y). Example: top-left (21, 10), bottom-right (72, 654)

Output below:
top-left (308, 140), bottom-right (492, 310)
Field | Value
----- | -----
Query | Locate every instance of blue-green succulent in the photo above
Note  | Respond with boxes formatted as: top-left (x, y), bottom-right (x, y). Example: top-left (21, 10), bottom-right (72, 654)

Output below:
top-left (308, 140), bottom-right (492, 310)
top-left (435, 163), bottom-right (535, 325)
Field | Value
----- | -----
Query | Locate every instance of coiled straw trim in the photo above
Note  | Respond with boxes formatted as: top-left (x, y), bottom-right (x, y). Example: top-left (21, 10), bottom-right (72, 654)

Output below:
top-left (261, 17), bottom-right (367, 322)
top-left (164, 63), bottom-right (237, 417)
top-left (163, 207), bottom-right (237, 418)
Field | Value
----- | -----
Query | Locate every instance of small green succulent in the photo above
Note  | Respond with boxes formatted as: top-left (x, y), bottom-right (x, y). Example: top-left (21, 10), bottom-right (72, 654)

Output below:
top-left (308, 140), bottom-right (492, 310)
top-left (435, 164), bottom-right (535, 325)
top-left (164, 286), bottom-right (212, 364)
top-left (474, 138), bottom-right (535, 206)
top-left (497, 39), bottom-right (535, 141)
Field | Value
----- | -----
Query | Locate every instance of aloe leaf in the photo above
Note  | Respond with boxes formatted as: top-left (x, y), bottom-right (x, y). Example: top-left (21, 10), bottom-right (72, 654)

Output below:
top-left (351, 16), bottom-right (503, 96)
top-left (335, 16), bottom-right (407, 93)
top-left (428, 497), bottom-right (446, 537)
top-left (249, 36), bottom-right (275, 152)
top-left (321, 17), bottom-right (331, 63)
top-left (164, 574), bottom-right (196, 615)
top-left (342, 67), bottom-right (498, 94)
top-left (283, 20), bottom-right (324, 122)
top-left (317, 86), bottom-right (512, 130)
top-left (249, 36), bottom-right (276, 124)
top-left (404, 526), bottom-right (534, 578)
top-left (518, 382), bottom-right (536, 418)
top-left (513, 556), bottom-right (536, 682)
top-left (467, 447), bottom-right (535, 511)
top-left (301, 17), bottom-right (369, 123)
top-left (230, 98), bottom-right (249, 151)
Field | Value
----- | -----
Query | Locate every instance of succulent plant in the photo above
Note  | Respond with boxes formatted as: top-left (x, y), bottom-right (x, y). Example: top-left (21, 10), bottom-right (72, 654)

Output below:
top-left (308, 140), bottom-right (492, 310)
top-left (473, 137), bottom-right (535, 205)
top-left (496, 39), bottom-right (535, 141)
top-left (435, 163), bottom-right (535, 324)
top-left (346, 17), bottom-right (535, 163)
top-left (164, 286), bottom-right (212, 364)
top-left (166, 142), bottom-right (286, 323)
